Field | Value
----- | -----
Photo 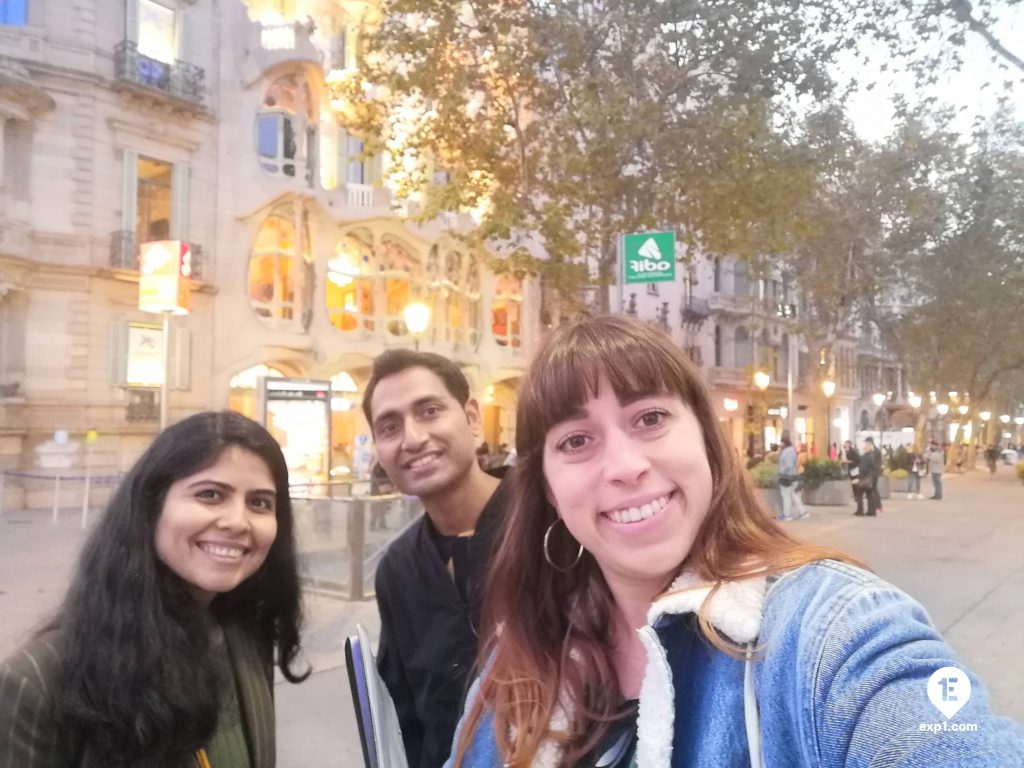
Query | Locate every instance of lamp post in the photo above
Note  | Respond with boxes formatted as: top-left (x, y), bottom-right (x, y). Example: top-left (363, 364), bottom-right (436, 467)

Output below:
top-left (872, 392), bottom-right (886, 451)
top-left (403, 302), bottom-right (431, 350)
top-left (822, 379), bottom-right (836, 458)
top-left (979, 410), bottom-right (991, 447)
top-left (754, 371), bottom-right (770, 455)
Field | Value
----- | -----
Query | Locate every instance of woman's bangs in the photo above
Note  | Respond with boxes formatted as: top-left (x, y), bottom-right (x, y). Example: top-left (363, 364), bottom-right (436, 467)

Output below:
top-left (522, 323), bottom-right (680, 442)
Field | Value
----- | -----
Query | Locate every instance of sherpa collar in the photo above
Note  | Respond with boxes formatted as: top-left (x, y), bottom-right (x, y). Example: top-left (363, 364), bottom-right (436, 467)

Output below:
top-left (647, 570), bottom-right (768, 644)
top-left (528, 572), bottom-right (769, 768)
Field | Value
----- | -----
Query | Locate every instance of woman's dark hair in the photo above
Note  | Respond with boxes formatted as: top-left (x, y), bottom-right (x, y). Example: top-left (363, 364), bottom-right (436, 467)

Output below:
top-left (44, 411), bottom-right (308, 766)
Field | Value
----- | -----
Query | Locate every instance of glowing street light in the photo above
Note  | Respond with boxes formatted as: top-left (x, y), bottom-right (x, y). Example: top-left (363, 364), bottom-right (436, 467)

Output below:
top-left (958, 404), bottom-right (969, 416)
top-left (979, 411), bottom-right (992, 422)
top-left (908, 393), bottom-right (922, 409)
top-left (403, 302), bottom-right (431, 350)
top-left (753, 371), bottom-right (770, 391)
top-left (999, 414), bottom-right (1011, 425)
top-left (936, 403), bottom-right (950, 416)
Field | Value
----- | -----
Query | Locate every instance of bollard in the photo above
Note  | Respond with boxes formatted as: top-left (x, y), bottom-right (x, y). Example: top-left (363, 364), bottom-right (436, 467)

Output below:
top-left (52, 474), bottom-right (61, 525)
top-left (348, 497), bottom-right (367, 601)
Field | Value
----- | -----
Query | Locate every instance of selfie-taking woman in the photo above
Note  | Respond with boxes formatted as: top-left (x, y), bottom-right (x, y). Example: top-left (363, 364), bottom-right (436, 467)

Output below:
top-left (447, 315), bottom-right (1024, 767)
top-left (0, 411), bottom-right (308, 767)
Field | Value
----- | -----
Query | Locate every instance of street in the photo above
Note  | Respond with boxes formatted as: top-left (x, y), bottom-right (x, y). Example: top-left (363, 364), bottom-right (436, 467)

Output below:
top-left (2, 465), bottom-right (1022, 766)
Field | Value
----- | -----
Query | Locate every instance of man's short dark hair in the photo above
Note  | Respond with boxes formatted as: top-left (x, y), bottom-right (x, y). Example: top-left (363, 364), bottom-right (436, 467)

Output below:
top-left (362, 349), bottom-right (471, 429)
top-left (864, 437), bottom-right (875, 445)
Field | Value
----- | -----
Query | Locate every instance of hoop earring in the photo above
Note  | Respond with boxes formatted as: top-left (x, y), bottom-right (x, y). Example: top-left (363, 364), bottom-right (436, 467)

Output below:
top-left (543, 518), bottom-right (583, 572)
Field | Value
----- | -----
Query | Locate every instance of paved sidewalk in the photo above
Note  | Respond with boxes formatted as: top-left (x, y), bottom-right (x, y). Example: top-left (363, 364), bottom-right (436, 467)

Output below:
top-left (2, 464), bottom-right (1021, 767)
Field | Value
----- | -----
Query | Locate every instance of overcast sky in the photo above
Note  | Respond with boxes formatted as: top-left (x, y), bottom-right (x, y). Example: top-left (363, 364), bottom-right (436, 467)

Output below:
top-left (844, 4), bottom-right (1024, 142)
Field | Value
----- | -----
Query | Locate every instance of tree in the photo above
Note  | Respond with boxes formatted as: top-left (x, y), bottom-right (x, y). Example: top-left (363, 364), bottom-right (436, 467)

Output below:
top-left (336, 0), bottom-right (856, 313)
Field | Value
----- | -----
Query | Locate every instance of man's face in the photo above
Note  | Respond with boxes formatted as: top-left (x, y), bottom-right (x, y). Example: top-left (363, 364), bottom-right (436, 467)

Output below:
top-left (368, 366), bottom-right (481, 500)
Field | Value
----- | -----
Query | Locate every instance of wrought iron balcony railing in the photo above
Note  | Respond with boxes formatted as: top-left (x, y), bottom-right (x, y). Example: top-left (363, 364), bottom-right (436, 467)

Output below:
top-left (113, 40), bottom-right (205, 106)
top-left (109, 230), bottom-right (209, 280)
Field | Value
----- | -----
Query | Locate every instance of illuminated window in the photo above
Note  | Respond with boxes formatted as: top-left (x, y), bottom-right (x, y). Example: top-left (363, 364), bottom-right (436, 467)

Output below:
top-left (137, 0), bottom-right (177, 63)
top-left (256, 74), bottom-right (316, 186)
top-left (136, 155), bottom-right (173, 242)
top-left (380, 239), bottom-right (420, 337)
top-left (228, 363), bottom-right (285, 418)
top-left (248, 203), bottom-right (311, 328)
top-left (326, 232), bottom-right (375, 332)
top-left (492, 274), bottom-right (522, 348)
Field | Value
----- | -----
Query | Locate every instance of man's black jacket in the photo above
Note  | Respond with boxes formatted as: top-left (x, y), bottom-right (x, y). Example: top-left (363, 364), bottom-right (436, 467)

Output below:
top-left (374, 477), bottom-right (509, 768)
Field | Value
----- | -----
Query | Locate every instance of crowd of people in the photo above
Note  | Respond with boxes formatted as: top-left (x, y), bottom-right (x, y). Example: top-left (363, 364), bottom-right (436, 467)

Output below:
top-left (2, 316), bottom-right (1022, 767)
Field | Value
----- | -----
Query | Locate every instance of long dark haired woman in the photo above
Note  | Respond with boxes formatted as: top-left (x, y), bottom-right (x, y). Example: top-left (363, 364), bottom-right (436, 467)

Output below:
top-left (0, 411), bottom-right (308, 767)
top-left (446, 315), bottom-right (1024, 767)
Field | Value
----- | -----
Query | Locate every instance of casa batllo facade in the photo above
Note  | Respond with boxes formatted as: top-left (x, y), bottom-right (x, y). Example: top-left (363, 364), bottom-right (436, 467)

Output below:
top-left (0, 0), bottom-right (533, 509)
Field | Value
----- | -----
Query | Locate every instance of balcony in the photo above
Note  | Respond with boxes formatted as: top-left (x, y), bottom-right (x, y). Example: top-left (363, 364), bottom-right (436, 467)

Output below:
top-left (346, 183), bottom-right (375, 208)
top-left (680, 296), bottom-right (710, 328)
top-left (708, 367), bottom-right (749, 387)
top-left (684, 345), bottom-right (703, 368)
top-left (113, 41), bottom-right (205, 112)
top-left (109, 231), bottom-right (210, 280)
top-left (126, 390), bottom-right (159, 422)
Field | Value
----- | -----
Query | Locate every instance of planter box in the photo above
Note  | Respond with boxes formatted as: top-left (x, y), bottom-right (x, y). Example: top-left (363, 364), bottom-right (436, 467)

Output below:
top-left (759, 487), bottom-right (783, 517)
top-left (889, 476), bottom-right (909, 493)
top-left (802, 480), bottom-right (852, 506)
top-left (877, 475), bottom-right (891, 499)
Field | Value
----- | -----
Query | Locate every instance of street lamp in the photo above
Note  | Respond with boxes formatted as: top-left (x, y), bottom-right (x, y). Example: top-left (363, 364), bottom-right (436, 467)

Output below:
top-left (979, 410), bottom-right (991, 447)
top-left (403, 302), bottom-right (431, 350)
top-left (753, 371), bottom-right (770, 455)
top-left (822, 379), bottom-right (836, 458)
top-left (958, 404), bottom-right (969, 416)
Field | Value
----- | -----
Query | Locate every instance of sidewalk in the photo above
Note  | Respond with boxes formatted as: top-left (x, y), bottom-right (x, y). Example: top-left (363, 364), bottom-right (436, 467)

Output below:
top-left (2, 464), bottom-right (1021, 767)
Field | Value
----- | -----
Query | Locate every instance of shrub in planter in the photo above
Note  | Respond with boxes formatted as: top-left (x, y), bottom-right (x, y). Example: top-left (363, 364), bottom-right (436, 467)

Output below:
top-left (799, 459), bottom-right (846, 491)
top-left (890, 469), bottom-right (909, 479)
top-left (887, 446), bottom-right (913, 473)
top-left (1017, 461), bottom-right (1024, 484)
top-left (750, 462), bottom-right (779, 489)
top-left (888, 468), bottom-right (910, 492)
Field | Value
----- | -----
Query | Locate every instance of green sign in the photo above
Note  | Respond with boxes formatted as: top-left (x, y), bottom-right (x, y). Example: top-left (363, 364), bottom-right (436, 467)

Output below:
top-left (623, 231), bottom-right (676, 283)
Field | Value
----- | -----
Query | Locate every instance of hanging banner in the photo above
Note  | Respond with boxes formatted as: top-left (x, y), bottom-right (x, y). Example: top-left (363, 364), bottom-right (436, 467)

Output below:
top-left (139, 240), bottom-right (192, 314)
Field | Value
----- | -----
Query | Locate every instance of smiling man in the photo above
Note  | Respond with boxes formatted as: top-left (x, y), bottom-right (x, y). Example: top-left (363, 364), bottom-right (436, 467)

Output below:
top-left (362, 349), bottom-right (510, 768)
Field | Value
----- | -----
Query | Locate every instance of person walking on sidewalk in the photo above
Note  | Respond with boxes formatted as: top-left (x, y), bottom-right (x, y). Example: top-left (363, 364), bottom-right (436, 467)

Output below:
top-left (926, 440), bottom-right (945, 499)
top-left (364, 349), bottom-right (512, 768)
top-left (778, 435), bottom-right (809, 521)
top-left (857, 437), bottom-right (881, 516)
top-left (908, 450), bottom-right (924, 499)
top-left (843, 440), bottom-right (865, 515)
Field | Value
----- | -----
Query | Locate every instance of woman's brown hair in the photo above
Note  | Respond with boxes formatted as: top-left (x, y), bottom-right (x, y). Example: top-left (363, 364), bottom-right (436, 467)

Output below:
top-left (454, 315), bottom-right (856, 766)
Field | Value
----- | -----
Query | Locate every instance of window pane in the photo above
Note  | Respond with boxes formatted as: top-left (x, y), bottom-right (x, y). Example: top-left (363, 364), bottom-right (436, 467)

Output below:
top-left (136, 156), bottom-right (173, 243)
top-left (257, 114), bottom-right (281, 159)
top-left (138, 0), bottom-right (176, 63)
top-left (1, 0), bottom-right (28, 24)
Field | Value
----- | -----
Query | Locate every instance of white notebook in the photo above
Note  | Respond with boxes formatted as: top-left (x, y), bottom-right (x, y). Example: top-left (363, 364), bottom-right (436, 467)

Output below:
top-left (345, 624), bottom-right (410, 768)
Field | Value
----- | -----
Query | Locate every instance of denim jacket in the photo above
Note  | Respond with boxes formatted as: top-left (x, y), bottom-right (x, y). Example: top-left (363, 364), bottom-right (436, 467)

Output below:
top-left (445, 560), bottom-right (1024, 767)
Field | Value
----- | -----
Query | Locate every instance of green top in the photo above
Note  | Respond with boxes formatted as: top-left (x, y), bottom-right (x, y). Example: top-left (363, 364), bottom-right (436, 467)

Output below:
top-left (202, 634), bottom-right (254, 768)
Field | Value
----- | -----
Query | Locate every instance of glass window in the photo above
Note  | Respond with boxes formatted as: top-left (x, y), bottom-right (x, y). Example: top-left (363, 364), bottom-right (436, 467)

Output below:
top-left (492, 274), bottom-right (523, 348)
top-left (257, 75), bottom-right (314, 182)
top-left (0, 0), bottom-right (28, 25)
top-left (137, 0), bottom-right (177, 63)
top-left (326, 234), bottom-right (375, 332)
top-left (249, 205), bottom-right (298, 324)
top-left (136, 155), bottom-right (173, 242)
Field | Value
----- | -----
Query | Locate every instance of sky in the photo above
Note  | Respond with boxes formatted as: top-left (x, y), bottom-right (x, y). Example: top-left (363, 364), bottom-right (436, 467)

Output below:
top-left (845, 4), bottom-right (1024, 142)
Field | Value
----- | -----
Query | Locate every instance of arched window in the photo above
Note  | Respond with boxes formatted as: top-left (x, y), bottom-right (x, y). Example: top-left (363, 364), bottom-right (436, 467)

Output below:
top-left (713, 325), bottom-right (723, 367)
top-left (256, 73), bottom-right (317, 186)
top-left (228, 364), bottom-right (285, 418)
top-left (492, 274), bottom-right (523, 348)
top-left (248, 202), bottom-right (312, 329)
top-left (326, 230), bottom-right (375, 332)
top-left (734, 326), bottom-right (752, 369)
top-left (380, 238), bottom-right (421, 337)
top-left (733, 261), bottom-right (749, 296)
top-left (713, 257), bottom-right (721, 292)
